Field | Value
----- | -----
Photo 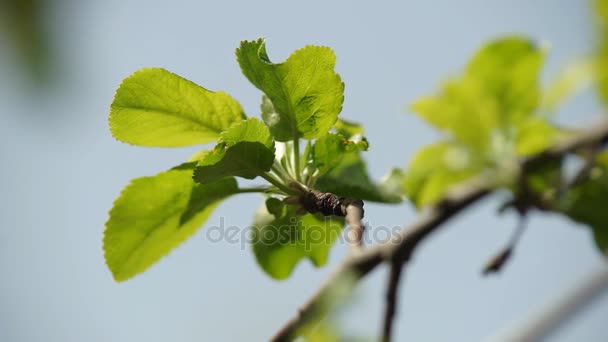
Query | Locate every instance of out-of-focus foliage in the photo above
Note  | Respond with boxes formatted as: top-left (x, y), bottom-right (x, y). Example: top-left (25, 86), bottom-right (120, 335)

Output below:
top-left (0, 0), bottom-right (52, 81)
top-left (405, 30), bottom-right (608, 258)
top-left (595, 0), bottom-right (608, 103)
top-left (405, 36), bottom-right (564, 208)
top-left (559, 152), bottom-right (608, 256)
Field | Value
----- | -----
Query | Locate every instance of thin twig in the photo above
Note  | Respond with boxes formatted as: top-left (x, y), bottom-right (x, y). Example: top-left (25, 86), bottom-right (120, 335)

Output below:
top-left (482, 214), bottom-right (528, 275)
top-left (382, 260), bottom-right (404, 342)
top-left (345, 202), bottom-right (365, 251)
top-left (270, 120), bottom-right (608, 341)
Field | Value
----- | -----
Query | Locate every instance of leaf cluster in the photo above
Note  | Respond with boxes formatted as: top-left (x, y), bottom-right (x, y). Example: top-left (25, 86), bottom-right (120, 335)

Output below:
top-left (105, 39), bottom-right (404, 281)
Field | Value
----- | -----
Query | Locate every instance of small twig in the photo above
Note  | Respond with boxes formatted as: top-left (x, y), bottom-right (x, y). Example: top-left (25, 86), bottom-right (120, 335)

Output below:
top-left (382, 259), bottom-right (405, 342)
top-left (482, 214), bottom-right (528, 275)
top-left (345, 202), bottom-right (365, 251)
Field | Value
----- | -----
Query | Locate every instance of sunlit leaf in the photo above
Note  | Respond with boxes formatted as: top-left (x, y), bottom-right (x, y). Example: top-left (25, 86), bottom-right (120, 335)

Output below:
top-left (104, 168), bottom-right (238, 281)
top-left (237, 39), bottom-right (344, 141)
top-left (193, 118), bottom-right (275, 183)
top-left (411, 80), bottom-right (498, 150)
top-left (466, 37), bottom-right (545, 122)
top-left (596, 0), bottom-right (608, 25)
top-left (411, 36), bottom-right (544, 151)
top-left (541, 59), bottom-right (594, 112)
top-left (333, 118), bottom-right (364, 138)
top-left (110, 68), bottom-right (245, 147)
top-left (515, 117), bottom-right (563, 156)
top-left (597, 36), bottom-right (608, 105)
top-left (252, 199), bottom-right (344, 279)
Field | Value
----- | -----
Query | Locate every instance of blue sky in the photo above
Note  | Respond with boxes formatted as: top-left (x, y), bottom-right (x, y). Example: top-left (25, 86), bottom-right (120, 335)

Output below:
top-left (1, 0), bottom-right (607, 341)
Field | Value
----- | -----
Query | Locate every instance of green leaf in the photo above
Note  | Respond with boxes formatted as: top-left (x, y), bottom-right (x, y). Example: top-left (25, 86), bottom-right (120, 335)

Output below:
top-left (252, 199), bottom-right (344, 279)
top-left (541, 59), bottom-right (594, 112)
top-left (515, 117), bottom-right (563, 156)
top-left (596, 27), bottom-right (608, 104)
top-left (237, 39), bottom-right (344, 141)
top-left (559, 152), bottom-right (608, 256)
top-left (110, 68), bottom-right (245, 147)
top-left (312, 133), bottom-right (368, 177)
top-left (466, 36), bottom-right (545, 123)
top-left (596, 0), bottom-right (608, 25)
top-left (219, 117), bottom-right (273, 147)
top-left (411, 36), bottom-right (544, 150)
top-left (193, 142), bottom-right (275, 183)
top-left (104, 169), bottom-right (238, 281)
top-left (333, 118), bottom-right (365, 138)
top-left (193, 117), bottom-right (275, 184)
top-left (315, 153), bottom-right (404, 203)
top-left (411, 80), bottom-right (497, 149)
top-left (403, 142), bottom-right (480, 208)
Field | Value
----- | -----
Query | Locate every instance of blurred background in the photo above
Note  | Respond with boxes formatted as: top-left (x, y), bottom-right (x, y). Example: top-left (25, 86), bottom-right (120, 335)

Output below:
top-left (1, 0), bottom-right (607, 341)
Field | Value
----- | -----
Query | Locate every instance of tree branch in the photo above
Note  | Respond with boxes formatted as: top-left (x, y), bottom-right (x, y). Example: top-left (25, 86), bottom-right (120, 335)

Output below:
top-left (345, 202), bottom-right (365, 251)
top-left (270, 120), bottom-right (608, 341)
top-left (382, 259), bottom-right (405, 342)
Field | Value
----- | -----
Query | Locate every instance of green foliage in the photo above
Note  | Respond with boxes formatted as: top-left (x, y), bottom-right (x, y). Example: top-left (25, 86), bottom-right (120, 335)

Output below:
top-left (403, 142), bottom-right (480, 207)
top-left (312, 133), bottom-right (368, 177)
top-left (110, 68), bottom-right (245, 147)
top-left (237, 39), bottom-right (345, 141)
top-left (559, 152), bottom-right (608, 256)
top-left (193, 142), bottom-right (276, 183)
top-left (106, 39), bottom-right (402, 281)
top-left (541, 60), bottom-right (594, 112)
top-left (252, 199), bottom-right (344, 279)
top-left (405, 31), bottom-right (608, 258)
top-left (316, 153), bottom-right (404, 203)
top-left (595, 0), bottom-right (608, 103)
top-left (193, 118), bottom-right (276, 183)
top-left (104, 168), bottom-right (238, 281)
top-left (406, 36), bottom-right (563, 208)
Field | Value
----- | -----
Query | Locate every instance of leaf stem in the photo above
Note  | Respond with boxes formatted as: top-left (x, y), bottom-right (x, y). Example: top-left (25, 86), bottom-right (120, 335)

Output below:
top-left (261, 172), bottom-right (296, 195)
top-left (271, 163), bottom-right (291, 181)
top-left (293, 137), bottom-right (302, 181)
top-left (236, 187), bottom-right (271, 194)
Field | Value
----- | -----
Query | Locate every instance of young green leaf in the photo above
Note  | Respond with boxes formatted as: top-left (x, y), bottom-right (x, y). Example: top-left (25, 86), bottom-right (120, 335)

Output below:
top-left (252, 199), bottom-right (344, 279)
top-left (403, 142), bottom-right (480, 208)
top-left (466, 36), bottom-right (545, 123)
top-left (104, 169), bottom-right (239, 281)
top-left (312, 133), bottom-right (368, 177)
top-left (315, 153), bottom-right (404, 204)
top-left (541, 59), bottom-right (594, 113)
top-left (193, 117), bottom-right (275, 184)
top-left (411, 36), bottom-right (544, 151)
top-left (595, 0), bottom-right (608, 106)
top-left (333, 118), bottom-right (365, 138)
top-left (110, 68), bottom-right (245, 147)
top-left (219, 117), bottom-right (274, 147)
top-left (237, 39), bottom-right (344, 141)
top-left (193, 142), bottom-right (275, 183)
top-left (515, 117), bottom-right (564, 156)
top-left (559, 152), bottom-right (608, 256)
top-left (597, 0), bottom-right (608, 22)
